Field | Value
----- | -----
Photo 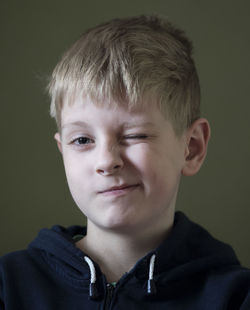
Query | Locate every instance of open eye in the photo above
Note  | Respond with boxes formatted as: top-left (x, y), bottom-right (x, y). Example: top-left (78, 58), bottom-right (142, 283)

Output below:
top-left (72, 137), bottom-right (93, 145)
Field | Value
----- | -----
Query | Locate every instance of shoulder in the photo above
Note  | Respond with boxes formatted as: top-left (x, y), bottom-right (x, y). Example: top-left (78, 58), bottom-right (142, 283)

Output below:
top-left (206, 265), bottom-right (250, 309)
top-left (158, 212), bottom-right (250, 308)
top-left (0, 249), bottom-right (38, 282)
top-left (0, 250), bottom-right (33, 306)
top-left (209, 264), bottom-right (250, 288)
top-left (0, 249), bottom-right (31, 269)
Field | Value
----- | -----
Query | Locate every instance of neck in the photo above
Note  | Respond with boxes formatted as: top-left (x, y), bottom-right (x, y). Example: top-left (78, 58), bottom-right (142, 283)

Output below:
top-left (76, 222), bottom-right (173, 283)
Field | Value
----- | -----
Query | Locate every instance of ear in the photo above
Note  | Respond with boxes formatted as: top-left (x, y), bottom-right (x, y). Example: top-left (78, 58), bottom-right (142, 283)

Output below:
top-left (54, 132), bottom-right (63, 153)
top-left (182, 118), bottom-right (211, 176)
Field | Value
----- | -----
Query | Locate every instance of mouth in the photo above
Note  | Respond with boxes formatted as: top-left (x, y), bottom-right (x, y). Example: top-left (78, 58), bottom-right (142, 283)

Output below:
top-left (98, 184), bottom-right (140, 195)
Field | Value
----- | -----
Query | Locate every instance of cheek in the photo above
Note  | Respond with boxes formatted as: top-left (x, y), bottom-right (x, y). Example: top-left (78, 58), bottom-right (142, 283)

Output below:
top-left (62, 154), bottom-right (94, 209)
top-left (125, 145), bottom-right (152, 170)
top-left (126, 145), bottom-right (165, 185)
top-left (127, 144), bottom-right (181, 192)
top-left (63, 153), bottom-right (91, 189)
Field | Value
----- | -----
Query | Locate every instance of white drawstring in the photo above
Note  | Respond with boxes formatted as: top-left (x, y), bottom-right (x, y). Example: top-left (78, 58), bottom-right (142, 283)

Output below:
top-left (147, 254), bottom-right (157, 295)
top-left (84, 254), bottom-right (157, 298)
top-left (84, 256), bottom-right (96, 284)
top-left (84, 256), bottom-right (99, 299)
top-left (149, 254), bottom-right (156, 280)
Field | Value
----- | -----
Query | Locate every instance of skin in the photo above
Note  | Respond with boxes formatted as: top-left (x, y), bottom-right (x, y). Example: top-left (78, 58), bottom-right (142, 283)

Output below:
top-left (55, 96), bottom-right (210, 282)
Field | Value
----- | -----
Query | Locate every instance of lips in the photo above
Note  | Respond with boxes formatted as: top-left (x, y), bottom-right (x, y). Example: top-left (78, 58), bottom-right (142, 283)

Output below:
top-left (99, 184), bottom-right (139, 194)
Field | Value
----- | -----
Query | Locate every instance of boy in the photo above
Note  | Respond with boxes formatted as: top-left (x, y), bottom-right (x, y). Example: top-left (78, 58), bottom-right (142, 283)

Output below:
top-left (1, 15), bottom-right (250, 309)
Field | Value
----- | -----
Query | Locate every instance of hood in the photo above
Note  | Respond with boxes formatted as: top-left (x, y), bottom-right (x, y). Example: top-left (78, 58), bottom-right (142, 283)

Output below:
top-left (28, 212), bottom-right (240, 295)
top-left (29, 224), bottom-right (95, 289)
top-left (150, 213), bottom-right (240, 288)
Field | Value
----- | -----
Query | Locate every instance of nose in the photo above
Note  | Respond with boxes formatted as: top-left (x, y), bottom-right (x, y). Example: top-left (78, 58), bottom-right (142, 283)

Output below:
top-left (95, 143), bottom-right (124, 176)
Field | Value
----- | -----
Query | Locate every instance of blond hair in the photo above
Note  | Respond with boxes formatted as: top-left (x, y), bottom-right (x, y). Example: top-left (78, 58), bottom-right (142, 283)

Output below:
top-left (48, 15), bottom-right (200, 135)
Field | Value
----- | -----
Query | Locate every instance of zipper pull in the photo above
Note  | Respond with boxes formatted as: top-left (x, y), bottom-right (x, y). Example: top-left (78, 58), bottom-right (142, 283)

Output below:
top-left (105, 283), bottom-right (115, 308)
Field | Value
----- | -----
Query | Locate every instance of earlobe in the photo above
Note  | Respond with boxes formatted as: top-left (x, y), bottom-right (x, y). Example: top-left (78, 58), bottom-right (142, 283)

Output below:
top-left (54, 132), bottom-right (63, 153)
top-left (182, 118), bottom-right (211, 176)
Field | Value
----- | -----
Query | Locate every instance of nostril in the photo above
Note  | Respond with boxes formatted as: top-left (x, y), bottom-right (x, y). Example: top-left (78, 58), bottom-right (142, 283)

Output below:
top-left (95, 145), bottom-right (124, 175)
top-left (96, 164), bottom-right (122, 176)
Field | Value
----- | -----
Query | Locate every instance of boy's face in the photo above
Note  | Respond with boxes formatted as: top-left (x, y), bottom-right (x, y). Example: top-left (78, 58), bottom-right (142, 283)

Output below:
top-left (56, 96), bottom-right (188, 235)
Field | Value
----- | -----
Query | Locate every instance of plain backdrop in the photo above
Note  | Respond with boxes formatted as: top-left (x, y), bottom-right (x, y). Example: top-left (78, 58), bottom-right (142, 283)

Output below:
top-left (1, 0), bottom-right (249, 268)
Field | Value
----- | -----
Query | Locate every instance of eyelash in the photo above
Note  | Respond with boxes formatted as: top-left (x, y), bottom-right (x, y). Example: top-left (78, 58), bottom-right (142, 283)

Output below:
top-left (71, 137), bottom-right (93, 145)
top-left (124, 134), bottom-right (148, 140)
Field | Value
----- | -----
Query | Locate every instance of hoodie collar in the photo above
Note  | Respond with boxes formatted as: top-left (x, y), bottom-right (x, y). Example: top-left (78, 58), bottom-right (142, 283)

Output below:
top-left (28, 212), bottom-right (240, 292)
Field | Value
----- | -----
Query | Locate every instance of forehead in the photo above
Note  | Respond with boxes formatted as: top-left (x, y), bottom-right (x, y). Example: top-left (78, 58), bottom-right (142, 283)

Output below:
top-left (61, 95), bottom-right (170, 131)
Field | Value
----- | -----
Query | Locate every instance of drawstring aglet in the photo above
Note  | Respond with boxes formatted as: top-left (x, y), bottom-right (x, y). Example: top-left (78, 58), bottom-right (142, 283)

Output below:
top-left (89, 282), bottom-right (99, 300)
top-left (147, 279), bottom-right (157, 295)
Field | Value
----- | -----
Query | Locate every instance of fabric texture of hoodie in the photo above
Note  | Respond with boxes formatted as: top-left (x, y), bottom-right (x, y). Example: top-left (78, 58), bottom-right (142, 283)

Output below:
top-left (0, 211), bottom-right (250, 309)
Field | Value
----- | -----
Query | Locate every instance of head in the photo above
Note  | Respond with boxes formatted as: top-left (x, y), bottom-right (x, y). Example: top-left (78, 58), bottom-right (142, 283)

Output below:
top-left (48, 14), bottom-right (201, 136)
top-left (48, 15), bottom-right (210, 235)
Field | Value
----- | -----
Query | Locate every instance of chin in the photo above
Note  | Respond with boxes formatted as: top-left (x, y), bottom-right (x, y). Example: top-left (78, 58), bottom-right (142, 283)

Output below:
top-left (97, 216), bottom-right (140, 233)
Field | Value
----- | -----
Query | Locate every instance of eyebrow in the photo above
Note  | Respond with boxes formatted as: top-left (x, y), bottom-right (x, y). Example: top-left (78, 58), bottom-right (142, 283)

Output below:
top-left (122, 121), bottom-right (155, 129)
top-left (62, 121), bottom-right (155, 130)
top-left (62, 121), bottom-right (90, 130)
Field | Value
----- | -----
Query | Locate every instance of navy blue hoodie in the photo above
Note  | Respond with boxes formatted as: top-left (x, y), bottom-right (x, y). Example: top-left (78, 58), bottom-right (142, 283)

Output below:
top-left (1, 212), bottom-right (250, 309)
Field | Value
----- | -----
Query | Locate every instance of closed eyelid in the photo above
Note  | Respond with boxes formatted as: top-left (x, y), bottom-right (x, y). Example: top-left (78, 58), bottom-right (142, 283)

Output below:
top-left (124, 134), bottom-right (148, 138)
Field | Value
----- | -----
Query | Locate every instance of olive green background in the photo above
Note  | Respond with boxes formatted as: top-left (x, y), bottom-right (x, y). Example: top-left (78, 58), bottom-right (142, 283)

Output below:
top-left (1, 0), bottom-right (249, 268)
